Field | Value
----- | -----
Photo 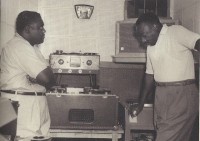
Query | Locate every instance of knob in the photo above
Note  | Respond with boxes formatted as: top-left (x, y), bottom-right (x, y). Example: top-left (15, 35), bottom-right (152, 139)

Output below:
top-left (68, 69), bottom-right (72, 73)
top-left (86, 60), bottom-right (92, 66)
top-left (55, 50), bottom-right (63, 55)
top-left (58, 59), bottom-right (64, 65)
top-left (58, 69), bottom-right (62, 73)
top-left (78, 70), bottom-right (82, 74)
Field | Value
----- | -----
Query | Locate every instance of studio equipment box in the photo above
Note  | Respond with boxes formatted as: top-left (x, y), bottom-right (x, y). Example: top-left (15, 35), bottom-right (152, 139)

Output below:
top-left (46, 93), bottom-right (119, 130)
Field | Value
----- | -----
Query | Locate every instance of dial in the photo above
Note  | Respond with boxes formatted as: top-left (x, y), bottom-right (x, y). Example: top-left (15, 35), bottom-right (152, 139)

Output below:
top-left (58, 59), bottom-right (64, 65)
top-left (86, 60), bottom-right (92, 66)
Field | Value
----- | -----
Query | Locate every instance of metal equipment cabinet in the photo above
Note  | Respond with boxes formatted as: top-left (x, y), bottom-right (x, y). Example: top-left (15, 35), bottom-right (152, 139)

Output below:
top-left (125, 103), bottom-right (155, 141)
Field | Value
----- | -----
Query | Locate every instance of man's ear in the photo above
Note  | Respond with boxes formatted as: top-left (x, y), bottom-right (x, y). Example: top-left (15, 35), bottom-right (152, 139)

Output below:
top-left (24, 25), bottom-right (31, 33)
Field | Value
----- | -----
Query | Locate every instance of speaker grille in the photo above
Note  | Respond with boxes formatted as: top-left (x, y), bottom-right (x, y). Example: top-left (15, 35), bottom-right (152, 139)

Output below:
top-left (69, 109), bottom-right (94, 123)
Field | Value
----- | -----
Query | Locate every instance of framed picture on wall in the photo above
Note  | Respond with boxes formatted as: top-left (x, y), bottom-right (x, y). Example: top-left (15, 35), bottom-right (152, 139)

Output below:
top-left (74, 4), bottom-right (94, 19)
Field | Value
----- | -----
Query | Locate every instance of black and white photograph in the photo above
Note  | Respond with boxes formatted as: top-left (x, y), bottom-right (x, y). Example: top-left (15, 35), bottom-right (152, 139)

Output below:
top-left (0, 0), bottom-right (199, 141)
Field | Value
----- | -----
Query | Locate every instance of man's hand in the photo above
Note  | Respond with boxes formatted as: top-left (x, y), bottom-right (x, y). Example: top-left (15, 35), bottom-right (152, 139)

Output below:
top-left (128, 74), bottom-right (154, 117)
top-left (128, 103), bottom-right (144, 117)
top-left (27, 75), bottom-right (38, 84)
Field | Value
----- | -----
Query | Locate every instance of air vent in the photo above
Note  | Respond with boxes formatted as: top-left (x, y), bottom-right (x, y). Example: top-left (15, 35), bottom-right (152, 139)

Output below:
top-left (69, 109), bottom-right (94, 123)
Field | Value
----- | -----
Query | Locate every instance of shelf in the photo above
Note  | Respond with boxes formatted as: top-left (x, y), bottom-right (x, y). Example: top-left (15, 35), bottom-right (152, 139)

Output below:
top-left (49, 128), bottom-right (124, 141)
top-left (112, 53), bottom-right (146, 63)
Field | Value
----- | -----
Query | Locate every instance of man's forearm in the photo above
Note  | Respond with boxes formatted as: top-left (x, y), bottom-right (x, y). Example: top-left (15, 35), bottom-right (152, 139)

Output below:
top-left (139, 73), bottom-right (154, 105)
top-left (194, 39), bottom-right (200, 51)
top-left (36, 67), bottom-right (56, 90)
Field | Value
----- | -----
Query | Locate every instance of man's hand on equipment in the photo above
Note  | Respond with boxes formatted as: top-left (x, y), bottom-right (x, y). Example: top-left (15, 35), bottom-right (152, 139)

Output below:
top-left (27, 75), bottom-right (38, 84)
top-left (128, 103), bottom-right (144, 117)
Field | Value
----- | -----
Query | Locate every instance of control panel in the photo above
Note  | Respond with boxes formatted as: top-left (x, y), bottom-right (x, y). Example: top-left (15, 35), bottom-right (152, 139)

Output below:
top-left (49, 51), bottom-right (100, 74)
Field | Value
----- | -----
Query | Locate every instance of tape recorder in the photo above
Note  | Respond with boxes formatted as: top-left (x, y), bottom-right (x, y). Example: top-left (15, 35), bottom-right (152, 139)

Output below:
top-left (46, 93), bottom-right (119, 130)
top-left (46, 86), bottom-right (119, 130)
top-left (49, 50), bottom-right (100, 74)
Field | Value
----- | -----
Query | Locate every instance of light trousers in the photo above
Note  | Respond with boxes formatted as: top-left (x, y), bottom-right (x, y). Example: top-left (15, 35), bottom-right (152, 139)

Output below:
top-left (1, 92), bottom-right (50, 138)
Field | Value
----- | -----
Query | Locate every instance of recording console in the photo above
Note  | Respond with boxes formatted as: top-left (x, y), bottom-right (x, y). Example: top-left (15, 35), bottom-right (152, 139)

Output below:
top-left (49, 50), bottom-right (100, 74)
top-left (47, 51), bottom-right (119, 130)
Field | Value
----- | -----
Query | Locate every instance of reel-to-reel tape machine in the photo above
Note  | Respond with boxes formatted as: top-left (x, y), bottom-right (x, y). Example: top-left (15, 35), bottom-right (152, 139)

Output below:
top-left (49, 50), bottom-right (100, 74)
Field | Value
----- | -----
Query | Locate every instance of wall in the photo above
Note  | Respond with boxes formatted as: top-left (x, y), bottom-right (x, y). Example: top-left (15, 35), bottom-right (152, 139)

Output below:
top-left (38, 0), bottom-right (124, 62)
top-left (171, 0), bottom-right (200, 34)
top-left (1, 0), bottom-right (199, 59)
top-left (171, 0), bottom-right (200, 64)
top-left (0, 0), bottom-right (38, 54)
top-left (0, 0), bottom-right (124, 62)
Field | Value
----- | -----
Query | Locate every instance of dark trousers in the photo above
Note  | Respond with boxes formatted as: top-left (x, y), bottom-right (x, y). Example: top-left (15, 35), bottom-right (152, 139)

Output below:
top-left (154, 83), bottom-right (199, 141)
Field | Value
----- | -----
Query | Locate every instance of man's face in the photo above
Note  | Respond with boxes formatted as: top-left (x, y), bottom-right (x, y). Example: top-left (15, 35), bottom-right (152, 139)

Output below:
top-left (28, 18), bottom-right (46, 46)
top-left (136, 23), bottom-right (159, 47)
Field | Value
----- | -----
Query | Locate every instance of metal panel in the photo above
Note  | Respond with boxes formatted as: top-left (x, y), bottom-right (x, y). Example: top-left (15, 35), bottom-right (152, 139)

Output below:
top-left (46, 93), bottom-right (119, 130)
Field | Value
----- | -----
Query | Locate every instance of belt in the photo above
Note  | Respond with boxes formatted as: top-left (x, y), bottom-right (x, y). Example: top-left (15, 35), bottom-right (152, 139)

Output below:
top-left (155, 79), bottom-right (195, 86)
top-left (0, 90), bottom-right (46, 96)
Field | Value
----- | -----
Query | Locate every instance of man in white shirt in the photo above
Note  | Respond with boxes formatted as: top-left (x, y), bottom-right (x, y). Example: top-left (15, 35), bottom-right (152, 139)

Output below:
top-left (0, 11), bottom-right (56, 138)
top-left (129, 13), bottom-right (200, 141)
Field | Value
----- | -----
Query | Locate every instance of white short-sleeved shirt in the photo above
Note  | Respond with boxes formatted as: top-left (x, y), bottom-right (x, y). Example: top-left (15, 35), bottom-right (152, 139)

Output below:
top-left (0, 33), bottom-right (48, 92)
top-left (146, 24), bottom-right (200, 82)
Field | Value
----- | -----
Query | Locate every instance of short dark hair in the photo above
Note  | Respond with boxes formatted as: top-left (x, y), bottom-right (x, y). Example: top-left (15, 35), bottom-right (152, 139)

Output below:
top-left (136, 12), bottom-right (161, 26)
top-left (16, 11), bottom-right (42, 34)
